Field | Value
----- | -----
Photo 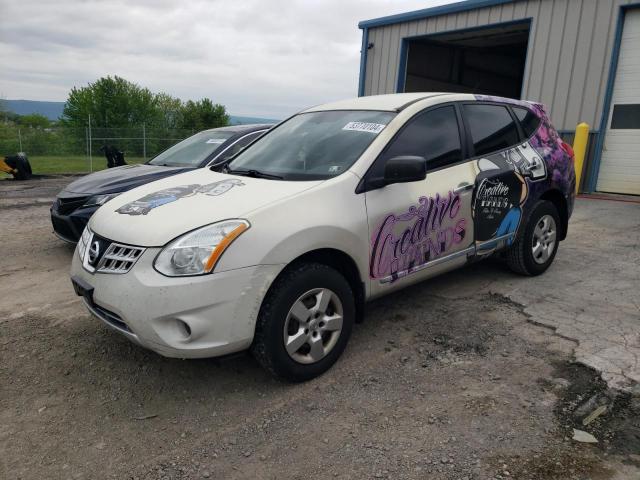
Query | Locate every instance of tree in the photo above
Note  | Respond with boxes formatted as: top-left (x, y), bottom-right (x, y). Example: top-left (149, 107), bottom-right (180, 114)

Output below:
top-left (155, 93), bottom-right (183, 130)
top-left (18, 113), bottom-right (51, 129)
top-left (179, 99), bottom-right (229, 130)
top-left (61, 75), bottom-right (159, 128)
top-left (59, 76), bottom-right (230, 157)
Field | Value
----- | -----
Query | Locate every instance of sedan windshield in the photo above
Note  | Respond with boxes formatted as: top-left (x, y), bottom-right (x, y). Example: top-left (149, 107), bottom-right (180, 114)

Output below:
top-left (148, 131), bottom-right (234, 167)
top-left (227, 110), bottom-right (395, 180)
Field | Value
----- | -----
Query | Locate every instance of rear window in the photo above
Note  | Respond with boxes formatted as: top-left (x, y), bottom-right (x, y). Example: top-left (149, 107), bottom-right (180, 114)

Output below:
top-left (513, 106), bottom-right (541, 137)
top-left (464, 104), bottom-right (520, 157)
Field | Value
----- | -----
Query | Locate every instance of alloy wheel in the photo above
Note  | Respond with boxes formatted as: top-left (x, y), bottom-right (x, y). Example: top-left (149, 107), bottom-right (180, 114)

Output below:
top-left (283, 288), bottom-right (343, 364)
top-left (531, 214), bottom-right (557, 264)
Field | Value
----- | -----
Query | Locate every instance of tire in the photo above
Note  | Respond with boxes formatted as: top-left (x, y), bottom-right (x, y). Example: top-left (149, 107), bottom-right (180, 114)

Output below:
top-left (251, 262), bottom-right (355, 382)
top-left (24, 158), bottom-right (32, 176)
top-left (505, 200), bottom-right (560, 276)
top-left (12, 156), bottom-right (32, 180)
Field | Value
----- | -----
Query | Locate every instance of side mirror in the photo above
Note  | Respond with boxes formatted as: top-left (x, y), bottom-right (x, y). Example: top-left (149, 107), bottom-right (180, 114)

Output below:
top-left (383, 155), bottom-right (427, 185)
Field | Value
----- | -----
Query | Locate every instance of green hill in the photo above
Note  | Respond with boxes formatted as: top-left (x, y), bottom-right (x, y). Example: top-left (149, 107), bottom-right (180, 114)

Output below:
top-left (2, 99), bottom-right (279, 125)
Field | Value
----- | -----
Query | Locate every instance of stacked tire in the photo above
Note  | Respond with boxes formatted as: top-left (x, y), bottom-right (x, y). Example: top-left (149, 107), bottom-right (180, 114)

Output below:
top-left (5, 153), bottom-right (32, 180)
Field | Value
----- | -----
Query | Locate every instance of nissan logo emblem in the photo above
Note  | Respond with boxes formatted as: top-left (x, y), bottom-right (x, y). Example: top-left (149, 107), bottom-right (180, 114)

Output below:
top-left (88, 241), bottom-right (100, 265)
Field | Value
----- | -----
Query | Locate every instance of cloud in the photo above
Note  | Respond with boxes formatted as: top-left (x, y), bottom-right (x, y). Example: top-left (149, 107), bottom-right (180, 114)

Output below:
top-left (0, 0), bottom-right (450, 118)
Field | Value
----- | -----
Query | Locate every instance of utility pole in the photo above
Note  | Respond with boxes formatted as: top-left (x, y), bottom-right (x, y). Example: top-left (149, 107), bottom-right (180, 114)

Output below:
top-left (88, 114), bottom-right (93, 173)
top-left (18, 128), bottom-right (23, 151)
top-left (85, 126), bottom-right (89, 170)
top-left (143, 123), bottom-right (147, 161)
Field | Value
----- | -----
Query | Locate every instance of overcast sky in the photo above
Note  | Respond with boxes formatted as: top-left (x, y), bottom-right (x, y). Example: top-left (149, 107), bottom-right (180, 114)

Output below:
top-left (0, 0), bottom-right (452, 118)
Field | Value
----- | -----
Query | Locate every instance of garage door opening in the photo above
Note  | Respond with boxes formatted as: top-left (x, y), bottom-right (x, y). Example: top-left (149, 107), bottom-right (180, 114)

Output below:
top-left (401, 21), bottom-right (531, 99)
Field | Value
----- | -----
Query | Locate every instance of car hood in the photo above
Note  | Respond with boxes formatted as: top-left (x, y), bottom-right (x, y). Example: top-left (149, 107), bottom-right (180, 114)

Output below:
top-left (89, 169), bottom-right (322, 246)
top-left (59, 164), bottom-right (193, 197)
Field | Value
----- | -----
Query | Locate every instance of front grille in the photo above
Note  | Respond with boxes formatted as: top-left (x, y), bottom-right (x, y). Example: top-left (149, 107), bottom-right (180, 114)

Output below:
top-left (56, 196), bottom-right (88, 215)
top-left (96, 243), bottom-right (145, 273)
top-left (81, 230), bottom-right (146, 274)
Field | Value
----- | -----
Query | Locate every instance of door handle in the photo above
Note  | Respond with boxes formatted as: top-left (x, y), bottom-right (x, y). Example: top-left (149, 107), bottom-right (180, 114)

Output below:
top-left (453, 183), bottom-right (473, 194)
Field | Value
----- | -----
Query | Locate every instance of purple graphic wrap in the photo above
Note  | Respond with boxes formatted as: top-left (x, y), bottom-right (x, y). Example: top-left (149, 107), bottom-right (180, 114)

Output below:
top-left (370, 96), bottom-right (575, 284)
top-left (528, 111), bottom-right (573, 191)
top-left (475, 95), bottom-right (575, 216)
top-left (370, 191), bottom-right (467, 282)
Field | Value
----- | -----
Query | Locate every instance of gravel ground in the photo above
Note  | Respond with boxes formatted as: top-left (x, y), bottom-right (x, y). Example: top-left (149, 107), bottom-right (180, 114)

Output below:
top-left (0, 176), bottom-right (638, 480)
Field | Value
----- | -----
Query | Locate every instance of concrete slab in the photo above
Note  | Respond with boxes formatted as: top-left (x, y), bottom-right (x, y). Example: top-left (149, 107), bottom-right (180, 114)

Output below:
top-left (428, 197), bottom-right (640, 391)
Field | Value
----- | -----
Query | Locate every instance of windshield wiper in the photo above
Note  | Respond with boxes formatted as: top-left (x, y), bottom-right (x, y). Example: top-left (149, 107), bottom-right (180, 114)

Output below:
top-left (227, 168), bottom-right (284, 180)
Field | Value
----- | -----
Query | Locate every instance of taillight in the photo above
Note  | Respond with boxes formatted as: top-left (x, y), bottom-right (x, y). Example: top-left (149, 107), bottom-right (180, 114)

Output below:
top-left (560, 141), bottom-right (575, 159)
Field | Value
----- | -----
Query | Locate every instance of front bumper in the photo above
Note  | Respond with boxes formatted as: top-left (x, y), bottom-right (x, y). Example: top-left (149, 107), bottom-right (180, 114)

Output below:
top-left (70, 249), bottom-right (283, 358)
top-left (50, 204), bottom-right (96, 243)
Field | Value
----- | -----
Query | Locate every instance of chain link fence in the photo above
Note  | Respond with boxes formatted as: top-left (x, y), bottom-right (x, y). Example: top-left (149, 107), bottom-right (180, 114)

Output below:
top-left (0, 123), bottom-right (195, 174)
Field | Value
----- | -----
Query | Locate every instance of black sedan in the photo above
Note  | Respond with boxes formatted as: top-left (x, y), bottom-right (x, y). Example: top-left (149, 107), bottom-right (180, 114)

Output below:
top-left (51, 124), bottom-right (270, 242)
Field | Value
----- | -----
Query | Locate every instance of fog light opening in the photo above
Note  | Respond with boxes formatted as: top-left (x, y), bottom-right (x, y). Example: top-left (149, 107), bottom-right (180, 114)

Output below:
top-left (175, 319), bottom-right (192, 340)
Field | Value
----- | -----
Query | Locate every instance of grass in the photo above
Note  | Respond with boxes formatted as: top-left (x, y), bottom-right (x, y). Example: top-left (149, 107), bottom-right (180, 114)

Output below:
top-left (2, 155), bottom-right (146, 177)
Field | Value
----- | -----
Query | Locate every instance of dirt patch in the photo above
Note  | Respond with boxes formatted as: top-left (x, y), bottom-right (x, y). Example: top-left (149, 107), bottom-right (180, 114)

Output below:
top-left (492, 361), bottom-right (640, 480)
top-left (491, 446), bottom-right (613, 480)
top-left (0, 174), bottom-right (77, 201)
top-left (1, 186), bottom-right (639, 479)
top-left (0, 289), bottom-right (574, 479)
top-left (548, 362), bottom-right (640, 462)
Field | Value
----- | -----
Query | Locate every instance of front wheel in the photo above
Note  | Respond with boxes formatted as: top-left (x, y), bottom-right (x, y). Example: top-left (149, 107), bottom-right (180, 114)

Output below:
top-left (251, 263), bottom-right (355, 382)
top-left (505, 200), bottom-right (560, 276)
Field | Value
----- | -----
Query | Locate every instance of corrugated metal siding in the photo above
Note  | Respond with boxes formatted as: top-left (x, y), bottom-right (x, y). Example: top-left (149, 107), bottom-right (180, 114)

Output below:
top-left (363, 0), bottom-right (634, 131)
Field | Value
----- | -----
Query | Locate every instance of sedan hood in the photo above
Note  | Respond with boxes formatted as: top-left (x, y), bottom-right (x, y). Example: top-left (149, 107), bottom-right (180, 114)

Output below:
top-left (89, 169), bottom-right (322, 246)
top-left (60, 164), bottom-right (193, 197)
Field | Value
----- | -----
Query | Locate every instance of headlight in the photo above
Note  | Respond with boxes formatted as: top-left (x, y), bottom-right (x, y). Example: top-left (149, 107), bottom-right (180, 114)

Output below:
top-left (154, 220), bottom-right (250, 276)
top-left (82, 193), bottom-right (120, 208)
top-left (77, 226), bottom-right (92, 260)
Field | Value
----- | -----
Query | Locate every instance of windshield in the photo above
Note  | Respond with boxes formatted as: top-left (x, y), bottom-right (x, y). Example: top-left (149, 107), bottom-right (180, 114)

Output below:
top-left (227, 110), bottom-right (396, 180)
top-left (148, 130), bottom-right (234, 167)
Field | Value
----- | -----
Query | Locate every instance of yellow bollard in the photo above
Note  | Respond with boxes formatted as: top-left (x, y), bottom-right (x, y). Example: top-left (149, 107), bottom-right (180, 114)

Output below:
top-left (572, 122), bottom-right (589, 194)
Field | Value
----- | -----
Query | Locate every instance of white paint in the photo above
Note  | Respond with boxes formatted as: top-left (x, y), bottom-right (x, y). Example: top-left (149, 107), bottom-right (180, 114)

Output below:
top-left (71, 92), bottom-right (567, 363)
top-left (598, 9), bottom-right (640, 195)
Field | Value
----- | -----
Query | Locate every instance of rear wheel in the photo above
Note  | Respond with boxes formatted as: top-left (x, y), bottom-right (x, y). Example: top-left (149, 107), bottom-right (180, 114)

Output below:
top-left (505, 200), bottom-right (560, 276)
top-left (251, 263), bottom-right (355, 382)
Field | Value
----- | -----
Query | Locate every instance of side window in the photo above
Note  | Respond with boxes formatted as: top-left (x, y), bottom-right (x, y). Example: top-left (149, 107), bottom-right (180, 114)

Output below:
top-left (463, 104), bottom-right (520, 157)
top-left (381, 106), bottom-right (463, 171)
top-left (218, 131), bottom-right (265, 161)
top-left (513, 106), bottom-right (541, 138)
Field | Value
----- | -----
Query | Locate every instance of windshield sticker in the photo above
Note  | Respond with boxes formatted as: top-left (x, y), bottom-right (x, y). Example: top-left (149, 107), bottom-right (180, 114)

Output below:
top-left (206, 139), bottom-right (226, 144)
top-left (328, 165), bottom-right (342, 174)
top-left (342, 122), bottom-right (386, 134)
top-left (115, 179), bottom-right (244, 216)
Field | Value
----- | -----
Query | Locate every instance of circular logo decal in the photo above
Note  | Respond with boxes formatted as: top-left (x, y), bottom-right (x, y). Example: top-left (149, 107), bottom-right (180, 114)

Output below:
top-left (88, 241), bottom-right (100, 265)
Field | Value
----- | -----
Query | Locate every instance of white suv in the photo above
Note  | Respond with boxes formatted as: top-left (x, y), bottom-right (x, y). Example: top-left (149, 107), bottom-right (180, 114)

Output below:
top-left (71, 93), bottom-right (575, 381)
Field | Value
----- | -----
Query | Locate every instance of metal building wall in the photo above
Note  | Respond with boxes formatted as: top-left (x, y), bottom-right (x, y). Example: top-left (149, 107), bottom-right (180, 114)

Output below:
top-left (362, 0), bottom-right (633, 131)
